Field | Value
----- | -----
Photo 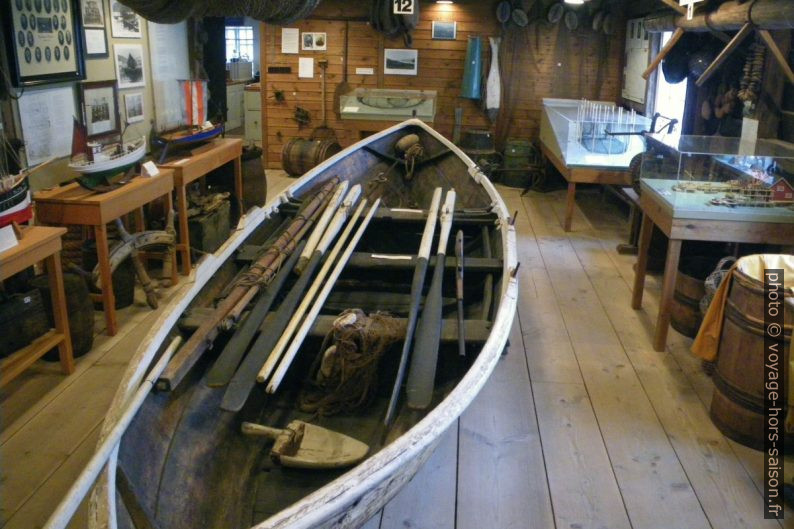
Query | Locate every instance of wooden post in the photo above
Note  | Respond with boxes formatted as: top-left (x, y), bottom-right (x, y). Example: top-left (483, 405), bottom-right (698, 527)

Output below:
top-left (654, 238), bottom-right (682, 352)
top-left (631, 213), bottom-right (653, 310)
top-left (46, 251), bottom-right (74, 374)
top-left (94, 223), bottom-right (117, 336)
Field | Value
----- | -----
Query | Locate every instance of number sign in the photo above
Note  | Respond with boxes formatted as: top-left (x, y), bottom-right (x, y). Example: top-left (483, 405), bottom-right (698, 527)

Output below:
top-left (393, 0), bottom-right (414, 15)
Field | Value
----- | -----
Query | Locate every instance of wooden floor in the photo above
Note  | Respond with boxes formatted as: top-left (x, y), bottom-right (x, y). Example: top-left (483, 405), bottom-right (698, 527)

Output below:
top-left (2, 176), bottom-right (792, 529)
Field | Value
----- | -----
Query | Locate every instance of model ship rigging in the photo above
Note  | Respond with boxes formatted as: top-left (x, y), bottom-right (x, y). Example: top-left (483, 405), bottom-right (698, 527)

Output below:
top-left (68, 118), bottom-right (146, 191)
top-left (152, 79), bottom-right (224, 163)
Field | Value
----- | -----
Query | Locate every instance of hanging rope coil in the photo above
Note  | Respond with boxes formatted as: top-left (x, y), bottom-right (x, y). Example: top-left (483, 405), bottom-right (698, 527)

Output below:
top-left (298, 309), bottom-right (405, 417)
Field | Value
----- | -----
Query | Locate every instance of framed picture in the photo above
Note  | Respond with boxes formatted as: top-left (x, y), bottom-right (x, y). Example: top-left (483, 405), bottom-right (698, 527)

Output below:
top-left (83, 27), bottom-right (107, 57)
top-left (113, 43), bottom-right (145, 88)
top-left (384, 48), bottom-right (418, 76)
top-left (431, 21), bottom-right (456, 40)
top-left (301, 32), bottom-right (326, 51)
top-left (2, 0), bottom-right (85, 87)
top-left (124, 92), bottom-right (144, 123)
top-left (109, 0), bottom-right (141, 38)
top-left (80, 0), bottom-right (104, 28)
top-left (80, 80), bottom-right (119, 139)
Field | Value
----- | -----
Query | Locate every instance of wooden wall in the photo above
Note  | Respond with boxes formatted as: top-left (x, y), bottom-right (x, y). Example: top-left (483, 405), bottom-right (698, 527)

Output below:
top-left (259, 1), bottom-right (626, 169)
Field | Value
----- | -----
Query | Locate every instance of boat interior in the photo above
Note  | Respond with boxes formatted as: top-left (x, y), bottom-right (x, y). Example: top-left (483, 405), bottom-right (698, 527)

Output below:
top-left (116, 124), bottom-right (506, 528)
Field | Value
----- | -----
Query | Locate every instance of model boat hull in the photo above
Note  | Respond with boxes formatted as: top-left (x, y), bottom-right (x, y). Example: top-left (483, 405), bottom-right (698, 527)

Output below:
top-left (83, 119), bottom-right (517, 529)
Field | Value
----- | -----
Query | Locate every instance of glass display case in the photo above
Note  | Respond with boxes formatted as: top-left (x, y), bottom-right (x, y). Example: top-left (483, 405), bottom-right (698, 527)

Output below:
top-left (339, 88), bottom-right (436, 122)
top-left (640, 132), bottom-right (794, 223)
top-left (540, 98), bottom-right (652, 169)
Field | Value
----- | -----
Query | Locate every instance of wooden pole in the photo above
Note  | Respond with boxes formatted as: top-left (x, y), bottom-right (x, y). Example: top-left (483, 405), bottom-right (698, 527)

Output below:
top-left (257, 191), bottom-right (365, 384)
top-left (455, 229), bottom-right (465, 357)
top-left (295, 181), bottom-right (349, 274)
top-left (644, 0), bottom-right (794, 33)
top-left (266, 198), bottom-right (382, 393)
top-left (758, 30), bottom-right (794, 84)
top-left (642, 28), bottom-right (685, 80)
top-left (405, 190), bottom-right (457, 410)
top-left (695, 22), bottom-right (754, 86)
top-left (383, 188), bottom-right (442, 427)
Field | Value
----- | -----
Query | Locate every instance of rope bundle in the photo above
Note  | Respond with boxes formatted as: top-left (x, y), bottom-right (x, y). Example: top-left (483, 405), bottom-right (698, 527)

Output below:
top-left (299, 309), bottom-right (405, 416)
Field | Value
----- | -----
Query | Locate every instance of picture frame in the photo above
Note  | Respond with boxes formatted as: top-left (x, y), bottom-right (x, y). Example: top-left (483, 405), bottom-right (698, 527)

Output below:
top-left (109, 0), bottom-right (141, 39)
top-left (301, 32), bottom-right (326, 51)
top-left (384, 48), bottom-right (418, 76)
top-left (79, 80), bottom-right (120, 139)
top-left (431, 21), bottom-right (457, 40)
top-left (123, 92), bottom-right (144, 123)
top-left (2, 0), bottom-right (85, 87)
top-left (113, 43), bottom-right (145, 88)
top-left (80, 0), bottom-right (104, 28)
top-left (83, 27), bottom-right (107, 58)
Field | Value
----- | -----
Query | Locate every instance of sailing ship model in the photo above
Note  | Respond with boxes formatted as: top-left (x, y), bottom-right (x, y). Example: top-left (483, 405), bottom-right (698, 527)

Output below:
top-left (0, 131), bottom-right (33, 227)
top-left (152, 79), bottom-right (224, 162)
top-left (68, 119), bottom-right (146, 191)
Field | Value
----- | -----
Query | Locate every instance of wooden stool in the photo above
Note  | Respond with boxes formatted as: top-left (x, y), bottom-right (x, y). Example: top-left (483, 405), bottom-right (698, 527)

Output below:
top-left (158, 138), bottom-right (243, 275)
top-left (0, 226), bottom-right (73, 386)
top-left (34, 172), bottom-right (176, 336)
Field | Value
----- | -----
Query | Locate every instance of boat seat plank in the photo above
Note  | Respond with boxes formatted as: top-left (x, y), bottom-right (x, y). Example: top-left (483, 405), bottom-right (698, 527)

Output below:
top-left (277, 203), bottom-right (499, 225)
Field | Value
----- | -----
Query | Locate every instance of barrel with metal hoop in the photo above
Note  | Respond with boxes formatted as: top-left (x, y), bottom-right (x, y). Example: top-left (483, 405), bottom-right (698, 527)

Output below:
top-left (710, 254), bottom-right (794, 450)
top-left (281, 138), bottom-right (342, 177)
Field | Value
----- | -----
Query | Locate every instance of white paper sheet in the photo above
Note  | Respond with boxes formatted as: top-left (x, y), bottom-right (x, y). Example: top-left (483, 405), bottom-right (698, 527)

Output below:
top-left (0, 226), bottom-right (18, 254)
top-left (282, 28), bottom-right (299, 54)
top-left (18, 86), bottom-right (76, 166)
top-left (84, 29), bottom-right (107, 55)
top-left (299, 57), bottom-right (314, 78)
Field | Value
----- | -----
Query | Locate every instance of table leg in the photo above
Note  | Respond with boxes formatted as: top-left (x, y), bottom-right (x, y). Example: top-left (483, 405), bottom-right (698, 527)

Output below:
top-left (95, 223), bottom-right (117, 336)
top-left (631, 212), bottom-right (653, 310)
top-left (134, 207), bottom-right (147, 269)
top-left (176, 184), bottom-right (191, 275)
top-left (564, 182), bottom-right (576, 232)
top-left (234, 155), bottom-right (243, 209)
top-left (654, 238), bottom-right (682, 352)
top-left (165, 191), bottom-right (178, 285)
top-left (46, 251), bottom-right (74, 374)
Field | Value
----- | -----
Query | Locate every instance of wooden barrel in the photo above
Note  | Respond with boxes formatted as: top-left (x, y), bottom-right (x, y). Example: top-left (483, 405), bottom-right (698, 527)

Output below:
top-left (670, 256), bottom-right (715, 338)
top-left (710, 256), bottom-right (794, 450)
top-left (281, 138), bottom-right (342, 177)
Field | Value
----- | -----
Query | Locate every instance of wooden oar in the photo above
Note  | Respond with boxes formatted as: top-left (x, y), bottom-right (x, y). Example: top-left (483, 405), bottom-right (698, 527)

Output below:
top-left (295, 180), bottom-right (348, 275)
top-left (266, 198), bottom-right (381, 393)
top-left (221, 188), bottom-right (363, 412)
top-left (383, 188), bottom-right (443, 427)
top-left (405, 190), bottom-right (456, 410)
top-left (455, 229), bottom-right (465, 357)
top-left (156, 179), bottom-right (338, 392)
top-left (257, 194), bottom-right (367, 385)
top-left (205, 239), bottom-right (307, 387)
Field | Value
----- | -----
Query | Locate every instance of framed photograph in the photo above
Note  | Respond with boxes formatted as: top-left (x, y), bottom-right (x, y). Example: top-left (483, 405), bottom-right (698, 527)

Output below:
top-left (384, 48), bottom-right (418, 76)
top-left (109, 0), bottom-right (141, 38)
top-left (114, 43), bottom-right (145, 88)
top-left (431, 21), bottom-right (456, 40)
top-left (80, 80), bottom-right (119, 139)
top-left (80, 0), bottom-right (104, 28)
top-left (301, 32), bottom-right (326, 51)
top-left (83, 27), bottom-right (107, 57)
top-left (123, 92), bottom-right (144, 123)
top-left (2, 0), bottom-right (85, 87)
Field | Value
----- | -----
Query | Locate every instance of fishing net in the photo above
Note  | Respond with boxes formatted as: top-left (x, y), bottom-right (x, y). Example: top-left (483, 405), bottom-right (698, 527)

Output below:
top-left (119, 0), bottom-right (321, 24)
top-left (299, 309), bottom-right (405, 417)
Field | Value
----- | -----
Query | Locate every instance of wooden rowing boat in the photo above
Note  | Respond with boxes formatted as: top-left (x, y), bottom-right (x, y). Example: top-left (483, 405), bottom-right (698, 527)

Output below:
top-left (47, 118), bottom-right (517, 529)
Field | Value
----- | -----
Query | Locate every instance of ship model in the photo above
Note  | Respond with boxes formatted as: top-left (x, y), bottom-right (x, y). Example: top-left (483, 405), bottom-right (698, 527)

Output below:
top-left (151, 79), bottom-right (224, 163)
top-left (68, 118), bottom-right (146, 191)
top-left (1, 132), bottom-right (34, 227)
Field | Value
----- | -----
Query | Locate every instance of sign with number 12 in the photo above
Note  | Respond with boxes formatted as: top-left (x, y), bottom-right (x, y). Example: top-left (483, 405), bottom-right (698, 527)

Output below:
top-left (393, 0), bottom-right (414, 15)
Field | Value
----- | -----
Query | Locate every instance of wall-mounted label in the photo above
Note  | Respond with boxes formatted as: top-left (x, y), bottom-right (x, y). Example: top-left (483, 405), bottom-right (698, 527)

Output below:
top-left (355, 67), bottom-right (375, 75)
top-left (393, 0), bottom-right (414, 15)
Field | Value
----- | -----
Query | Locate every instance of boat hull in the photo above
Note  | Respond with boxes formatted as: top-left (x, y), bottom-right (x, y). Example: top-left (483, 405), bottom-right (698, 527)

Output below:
top-left (86, 118), bottom-right (518, 529)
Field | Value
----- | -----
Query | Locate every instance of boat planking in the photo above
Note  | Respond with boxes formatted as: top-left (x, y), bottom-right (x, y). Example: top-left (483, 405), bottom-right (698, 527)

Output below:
top-left (48, 119), bottom-right (517, 529)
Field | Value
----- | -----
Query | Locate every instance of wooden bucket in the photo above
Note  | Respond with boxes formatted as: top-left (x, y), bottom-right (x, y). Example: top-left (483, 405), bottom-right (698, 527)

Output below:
top-left (710, 256), bottom-right (794, 450)
top-left (281, 138), bottom-right (342, 177)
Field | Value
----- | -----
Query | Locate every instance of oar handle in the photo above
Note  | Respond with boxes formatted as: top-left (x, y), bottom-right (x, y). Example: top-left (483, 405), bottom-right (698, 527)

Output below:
top-left (315, 185), bottom-right (362, 255)
top-left (417, 188), bottom-right (443, 260)
top-left (297, 181), bottom-right (349, 273)
top-left (436, 190), bottom-right (457, 256)
top-left (241, 422), bottom-right (283, 439)
top-left (455, 229), bottom-right (464, 298)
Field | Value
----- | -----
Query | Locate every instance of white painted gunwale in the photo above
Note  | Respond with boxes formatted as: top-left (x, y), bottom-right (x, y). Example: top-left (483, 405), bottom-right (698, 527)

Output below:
top-left (84, 118), bottom-right (518, 529)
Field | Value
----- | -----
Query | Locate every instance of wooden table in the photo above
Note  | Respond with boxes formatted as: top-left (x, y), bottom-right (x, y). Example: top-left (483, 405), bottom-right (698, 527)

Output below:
top-left (158, 138), bottom-right (243, 275)
top-left (631, 186), bottom-right (794, 352)
top-left (0, 226), bottom-right (73, 386)
top-left (540, 141), bottom-right (633, 232)
top-left (34, 172), bottom-right (176, 336)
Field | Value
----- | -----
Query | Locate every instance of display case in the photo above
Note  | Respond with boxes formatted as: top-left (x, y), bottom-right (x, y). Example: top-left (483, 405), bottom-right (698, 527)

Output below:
top-left (340, 88), bottom-right (436, 122)
top-left (641, 132), bottom-right (794, 223)
top-left (540, 98), bottom-right (652, 169)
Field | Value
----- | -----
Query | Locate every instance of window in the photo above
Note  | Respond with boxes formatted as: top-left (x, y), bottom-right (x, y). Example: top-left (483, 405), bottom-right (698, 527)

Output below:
top-left (226, 26), bottom-right (253, 63)
top-left (653, 31), bottom-right (688, 127)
